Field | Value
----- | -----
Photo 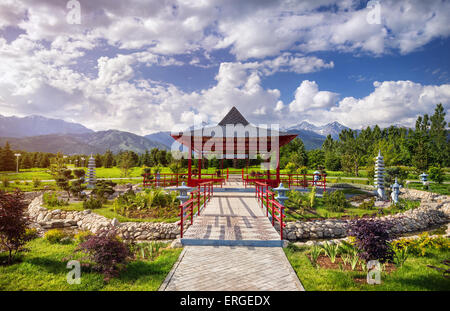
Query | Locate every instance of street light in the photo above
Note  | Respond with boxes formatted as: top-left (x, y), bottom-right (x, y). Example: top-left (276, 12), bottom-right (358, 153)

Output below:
top-left (14, 153), bottom-right (21, 173)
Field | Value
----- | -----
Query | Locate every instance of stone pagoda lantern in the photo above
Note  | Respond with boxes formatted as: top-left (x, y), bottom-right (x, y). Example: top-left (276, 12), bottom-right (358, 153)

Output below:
top-left (419, 172), bottom-right (428, 185)
top-left (374, 150), bottom-right (385, 200)
top-left (177, 182), bottom-right (192, 216)
top-left (313, 170), bottom-right (321, 185)
top-left (86, 155), bottom-right (96, 189)
top-left (274, 183), bottom-right (289, 207)
top-left (390, 178), bottom-right (402, 204)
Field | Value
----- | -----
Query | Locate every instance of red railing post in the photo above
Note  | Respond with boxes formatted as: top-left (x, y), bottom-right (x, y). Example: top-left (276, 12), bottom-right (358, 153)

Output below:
top-left (227, 168), bottom-right (229, 180)
top-left (280, 205), bottom-right (284, 240)
top-left (271, 196), bottom-right (275, 226)
top-left (180, 203), bottom-right (184, 238)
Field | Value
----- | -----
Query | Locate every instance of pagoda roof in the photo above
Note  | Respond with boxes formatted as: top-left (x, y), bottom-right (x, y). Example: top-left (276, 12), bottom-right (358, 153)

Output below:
top-left (218, 106), bottom-right (249, 126)
top-left (170, 107), bottom-right (297, 152)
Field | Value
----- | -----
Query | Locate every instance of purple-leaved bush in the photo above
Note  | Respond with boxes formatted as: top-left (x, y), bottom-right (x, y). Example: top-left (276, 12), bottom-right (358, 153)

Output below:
top-left (73, 229), bottom-right (132, 282)
top-left (0, 190), bottom-right (31, 264)
top-left (348, 218), bottom-right (394, 263)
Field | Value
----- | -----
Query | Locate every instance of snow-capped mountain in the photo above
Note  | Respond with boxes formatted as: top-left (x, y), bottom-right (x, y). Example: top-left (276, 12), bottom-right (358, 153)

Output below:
top-left (286, 121), bottom-right (350, 140)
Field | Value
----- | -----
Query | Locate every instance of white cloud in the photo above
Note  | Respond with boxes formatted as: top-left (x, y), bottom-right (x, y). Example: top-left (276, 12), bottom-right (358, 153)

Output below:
top-left (289, 80), bottom-right (339, 113)
top-left (0, 0), bottom-right (450, 136)
top-left (286, 80), bottom-right (450, 129)
top-left (258, 53), bottom-right (334, 75)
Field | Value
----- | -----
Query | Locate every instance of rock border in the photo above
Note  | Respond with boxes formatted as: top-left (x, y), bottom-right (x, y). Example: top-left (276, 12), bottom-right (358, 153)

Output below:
top-left (27, 195), bottom-right (179, 241)
top-left (283, 189), bottom-right (450, 241)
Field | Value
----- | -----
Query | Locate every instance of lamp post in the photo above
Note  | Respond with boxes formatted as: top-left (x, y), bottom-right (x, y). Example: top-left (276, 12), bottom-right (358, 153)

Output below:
top-left (177, 182), bottom-right (192, 238)
top-left (419, 172), bottom-right (428, 186)
top-left (14, 153), bottom-right (21, 173)
top-left (390, 178), bottom-right (402, 204)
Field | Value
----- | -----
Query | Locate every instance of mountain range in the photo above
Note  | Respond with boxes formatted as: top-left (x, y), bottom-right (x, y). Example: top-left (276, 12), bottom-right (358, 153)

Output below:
top-left (285, 121), bottom-right (350, 140)
top-left (0, 114), bottom-right (93, 137)
top-left (0, 114), bottom-right (351, 154)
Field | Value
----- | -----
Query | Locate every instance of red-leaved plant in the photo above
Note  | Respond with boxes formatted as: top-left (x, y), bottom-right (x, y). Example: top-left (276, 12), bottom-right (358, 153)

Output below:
top-left (347, 218), bottom-right (395, 263)
top-left (71, 229), bottom-right (132, 282)
top-left (0, 190), bottom-right (31, 264)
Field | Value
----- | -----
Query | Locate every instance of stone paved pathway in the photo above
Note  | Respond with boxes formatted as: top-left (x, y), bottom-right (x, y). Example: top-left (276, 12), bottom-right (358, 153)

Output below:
top-left (182, 192), bottom-right (281, 245)
top-left (161, 186), bottom-right (304, 291)
top-left (160, 245), bottom-right (304, 291)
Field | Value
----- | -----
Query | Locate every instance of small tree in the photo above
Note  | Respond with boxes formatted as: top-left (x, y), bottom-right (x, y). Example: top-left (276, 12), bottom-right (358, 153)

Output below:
top-left (72, 229), bottom-right (132, 282)
top-left (428, 166), bottom-right (444, 184)
top-left (348, 218), bottom-right (394, 263)
top-left (0, 190), bottom-right (31, 264)
top-left (55, 169), bottom-right (74, 198)
top-left (285, 162), bottom-right (297, 174)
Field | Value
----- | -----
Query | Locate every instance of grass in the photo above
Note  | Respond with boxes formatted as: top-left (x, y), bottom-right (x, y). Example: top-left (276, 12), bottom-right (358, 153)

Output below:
top-left (0, 238), bottom-right (182, 291)
top-left (44, 201), bottom-right (179, 223)
top-left (407, 182), bottom-right (450, 196)
top-left (284, 244), bottom-right (450, 291)
top-left (1, 181), bottom-right (57, 193)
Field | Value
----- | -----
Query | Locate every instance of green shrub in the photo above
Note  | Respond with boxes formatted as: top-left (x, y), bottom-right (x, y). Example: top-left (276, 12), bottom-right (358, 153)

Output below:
top-left (391, 233), bottom-right (449, 257)
top-left (297, 166), bottom-right (308, 175)
top-left (83, 196), bottom-right (103, 210)
top-left (285, 162), bottom-right (298, 174)
top-left (24, 228), bottom-right (39, 240)
top-left (428, 167), bottom-right (444, 184)
top-left (323, 190), bottom-right (349, 212)
top-left (74, 230), bottom-right (93, 244)
top-left (45, 229), bottom-right (72, 244)
top-left (32, 177), bottom-right (41, 188)
top-left (43, 192), bottom-right (68, 207)
top-left (359, 198), bottom-right (375, 210)
top-left (2, 177), bottom-right (10, 188)
top-left (14, 180), bottom-right (21, 185)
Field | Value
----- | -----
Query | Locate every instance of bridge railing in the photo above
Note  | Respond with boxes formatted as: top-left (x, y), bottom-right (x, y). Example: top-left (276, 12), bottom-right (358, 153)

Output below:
top-left (179, 181), bottom-right (214, 238)
top-left (143, 173), bottom-right (225, 188)
top-left (254, 181), bottom-right (285, 240)
top-left (245, 172), bottom-right (326, 191)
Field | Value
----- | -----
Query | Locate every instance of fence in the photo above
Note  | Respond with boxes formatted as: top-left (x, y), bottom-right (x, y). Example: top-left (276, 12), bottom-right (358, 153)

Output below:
top-left (179, 181), bottom-right (214, 238)
top-left (254, 181), bottom-right (286, 240)
top-left (142, 173), bottom-right (225, 188)
top-left (244, 170), bottom-right (326, 191)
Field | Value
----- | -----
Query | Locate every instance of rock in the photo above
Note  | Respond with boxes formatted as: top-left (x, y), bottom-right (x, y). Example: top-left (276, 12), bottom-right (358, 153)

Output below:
top-left (170, 238), bottom-right (183, 248)
top-left (111, 218), bottom-right (120, 227)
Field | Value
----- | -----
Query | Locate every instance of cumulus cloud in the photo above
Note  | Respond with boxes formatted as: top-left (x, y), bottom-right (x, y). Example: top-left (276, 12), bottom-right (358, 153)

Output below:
top-left (0, 0), bottom-right (450, 135)
top-left (289, 81), bottom-right (339, 113)
top-left (285, 80), bottom-right (450, 129)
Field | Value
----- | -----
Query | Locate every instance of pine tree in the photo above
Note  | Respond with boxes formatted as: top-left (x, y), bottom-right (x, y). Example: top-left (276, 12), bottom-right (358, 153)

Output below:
top-left (1, 142), bottom-right (16, 171)
top-left (94, 153), bottom-right (103, 167)
top-left (21, 153), bottom-right (33, 169)
top-left (103, 150), bottom-right (114, 168)
top-left (39, 154), bottom-right (51, 168)
top-left (429, 103), bottom-right (448, 167)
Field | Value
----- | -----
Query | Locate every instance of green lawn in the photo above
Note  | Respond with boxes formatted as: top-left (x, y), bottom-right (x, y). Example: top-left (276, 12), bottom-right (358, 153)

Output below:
top-left (408, 182), bottom-right (450, 195)
top-left (1, 181), bottom-right (57, 193)
top-left (284, 244), bottom-right (450, 291)
top-left (0, 238), bottom-right (182, 291)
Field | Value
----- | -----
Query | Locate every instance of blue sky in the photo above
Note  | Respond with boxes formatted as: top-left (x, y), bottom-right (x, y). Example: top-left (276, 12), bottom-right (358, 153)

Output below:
top-left (0, 0), bottom-right (449, 134)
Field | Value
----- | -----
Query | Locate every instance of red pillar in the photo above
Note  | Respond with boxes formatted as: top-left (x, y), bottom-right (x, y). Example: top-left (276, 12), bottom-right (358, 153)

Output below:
top-left (276, 147), bottom-right (280, 185)
top-left (188, 141), bottom-right (192, 186)
top-left (198, 157), bottom-right (202, 179)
